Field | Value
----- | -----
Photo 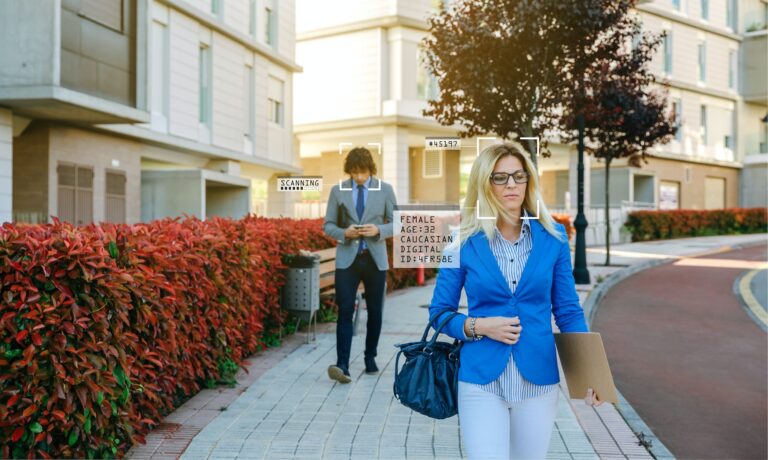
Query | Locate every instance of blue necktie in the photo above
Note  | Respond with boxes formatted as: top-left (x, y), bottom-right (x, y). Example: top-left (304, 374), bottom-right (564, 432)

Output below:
top-left (356, 184), bottom-right (365, 252)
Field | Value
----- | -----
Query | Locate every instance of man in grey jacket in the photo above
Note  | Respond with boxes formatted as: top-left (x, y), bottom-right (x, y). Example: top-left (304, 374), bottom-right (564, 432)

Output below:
top-left (323, 147), bottom-right (398, 384)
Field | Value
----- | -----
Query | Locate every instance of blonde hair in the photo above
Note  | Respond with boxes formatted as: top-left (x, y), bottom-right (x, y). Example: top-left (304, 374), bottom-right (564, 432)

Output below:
top-left (450, 142), bottom-right (566, 249)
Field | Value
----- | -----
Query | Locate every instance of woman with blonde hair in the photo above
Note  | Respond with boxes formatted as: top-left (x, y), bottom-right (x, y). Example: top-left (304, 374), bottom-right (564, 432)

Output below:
top-left (429, 142), bottom-right (602, 460)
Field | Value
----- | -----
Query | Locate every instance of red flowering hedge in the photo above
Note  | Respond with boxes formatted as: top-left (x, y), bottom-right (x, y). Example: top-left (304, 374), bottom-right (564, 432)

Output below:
top-left (0, 216), bottom-right (442, 459)
top-left (624, 208), bottom-right (768, 242)
top-left (551, 214), bottom-right (574, 240)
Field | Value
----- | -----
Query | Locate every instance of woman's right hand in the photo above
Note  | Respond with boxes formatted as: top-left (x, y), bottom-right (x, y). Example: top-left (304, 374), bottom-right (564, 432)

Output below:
top-left (476, 316), bottom-right (522, 344)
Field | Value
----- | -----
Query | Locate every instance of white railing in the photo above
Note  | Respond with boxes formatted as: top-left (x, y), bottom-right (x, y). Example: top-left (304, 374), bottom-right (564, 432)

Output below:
top-left (294, 201), bottom-right (327, 219)
top-left (550, 201), bottom-right (656, 246)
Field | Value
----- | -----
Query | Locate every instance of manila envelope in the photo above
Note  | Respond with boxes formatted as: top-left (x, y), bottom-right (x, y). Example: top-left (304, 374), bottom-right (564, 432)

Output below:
top-left (554, 332), bottom-right (618, 404)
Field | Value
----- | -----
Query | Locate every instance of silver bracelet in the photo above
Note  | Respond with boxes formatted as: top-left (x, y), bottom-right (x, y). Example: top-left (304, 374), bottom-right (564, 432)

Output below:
top-left (469, 317), bottom-right (484, 341)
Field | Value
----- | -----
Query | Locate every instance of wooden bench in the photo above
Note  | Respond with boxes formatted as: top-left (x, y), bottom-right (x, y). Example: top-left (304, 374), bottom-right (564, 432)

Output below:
top-left (286, 248), bottom-right (364, 343)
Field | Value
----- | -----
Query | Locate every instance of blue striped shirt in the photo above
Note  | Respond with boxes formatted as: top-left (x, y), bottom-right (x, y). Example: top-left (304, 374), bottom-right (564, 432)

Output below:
top-left (466, 209), bottom-right (559, 402)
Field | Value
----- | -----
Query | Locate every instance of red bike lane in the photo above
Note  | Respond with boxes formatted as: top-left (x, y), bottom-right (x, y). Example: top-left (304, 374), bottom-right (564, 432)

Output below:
top-left (592, 244), bottom-right (768, 460)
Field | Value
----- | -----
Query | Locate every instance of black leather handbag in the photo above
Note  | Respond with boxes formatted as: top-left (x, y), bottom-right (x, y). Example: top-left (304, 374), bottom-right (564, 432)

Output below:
top-left (393, 310), bottom-right (463, 419)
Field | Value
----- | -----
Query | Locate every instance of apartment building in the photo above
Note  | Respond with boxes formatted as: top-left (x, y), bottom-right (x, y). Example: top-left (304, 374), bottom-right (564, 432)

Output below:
top-left (293, 0), bottom-right (766, 244)
top-left (0, 0), bottom-right (301, 225)
top-left (293, 0), bottom-right (485, 217)
top-left (620, 0), bottom-right (767, 211)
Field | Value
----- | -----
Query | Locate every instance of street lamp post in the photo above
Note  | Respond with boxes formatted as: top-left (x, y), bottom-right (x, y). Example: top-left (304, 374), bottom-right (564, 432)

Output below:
top-left (573, 113), bottom-right (591, 284)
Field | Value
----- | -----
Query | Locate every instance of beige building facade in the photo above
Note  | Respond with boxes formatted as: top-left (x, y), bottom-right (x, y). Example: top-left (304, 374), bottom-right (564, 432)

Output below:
top-left (0, 0), bottom-right (302, 225)
top-left (293, 0), bottom-right (766, 245)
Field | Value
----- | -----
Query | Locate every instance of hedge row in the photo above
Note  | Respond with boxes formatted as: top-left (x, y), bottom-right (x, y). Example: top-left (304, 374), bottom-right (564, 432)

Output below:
top-left (0, 215), bottom-right (443, 459)
top-left (0, 216), bottom-right (347, 458)
top-left (624, 208), bottom-right (768, 242)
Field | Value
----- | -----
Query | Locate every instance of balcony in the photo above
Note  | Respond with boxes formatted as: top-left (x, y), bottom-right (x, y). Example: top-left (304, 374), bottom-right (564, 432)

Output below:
top-left (0, 0), bottom-right (148, 124)
top-left (741, 30), bottom-right (767, 103)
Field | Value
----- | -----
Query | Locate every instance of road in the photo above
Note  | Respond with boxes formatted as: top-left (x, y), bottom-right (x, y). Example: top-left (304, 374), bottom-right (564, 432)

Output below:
top-left (592, 243), bottom-right (768, 460)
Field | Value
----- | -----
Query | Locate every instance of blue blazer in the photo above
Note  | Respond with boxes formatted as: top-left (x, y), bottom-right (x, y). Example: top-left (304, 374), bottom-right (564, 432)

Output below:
top-left (429, 220), bottom-right (589, 386)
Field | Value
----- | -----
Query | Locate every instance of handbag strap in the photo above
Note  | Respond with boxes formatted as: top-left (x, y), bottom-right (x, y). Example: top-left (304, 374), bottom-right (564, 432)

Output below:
top-left (425, 311), bottom-right (460, 349)
top-left (421, 309), bottom-right (458, 341)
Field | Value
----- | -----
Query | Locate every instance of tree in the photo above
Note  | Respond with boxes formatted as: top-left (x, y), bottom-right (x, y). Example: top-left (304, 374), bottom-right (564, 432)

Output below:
top-left (563, 18), bottom-right (676, 265)
top-left (422, 0), bottom-right (634, 166)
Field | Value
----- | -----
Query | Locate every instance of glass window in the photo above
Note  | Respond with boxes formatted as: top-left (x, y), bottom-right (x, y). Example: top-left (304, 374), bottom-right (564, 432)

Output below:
top-left (663, 32), bottom-right (673, 74)
top-left (265, 6), bottom-right (276, 46)
top-left (249, 0), bottom-right (257, 37)
top-left (700, 0), bottom-right (708, 20)
top-left (700, 105), bottom-right (707, 145)
top-left (726, 0), bottom-right (737, 30)
top-left (672, 99), bottom-right (682, 141)
top-left (697, 41), bottom-right (706, 82)
top-left (417, 48), bottom-right (439, 100)
top-left (199, 45), bottom-right (211, 125)
top-left (268, 76), bottom-right (284, 126)
top-left (728, 49), bottom-right (737, 89)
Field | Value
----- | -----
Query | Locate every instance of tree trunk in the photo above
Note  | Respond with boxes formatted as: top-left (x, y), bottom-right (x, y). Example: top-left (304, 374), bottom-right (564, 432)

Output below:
top-left (519, 124), bottom-right (538, 170)
top-left (526, 137), bottom-right (538, 170)
top-left (605, 159), bottom-right (611, 266)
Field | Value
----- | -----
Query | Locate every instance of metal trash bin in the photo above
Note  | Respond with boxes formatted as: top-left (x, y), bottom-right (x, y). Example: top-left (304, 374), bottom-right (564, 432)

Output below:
top-left (281, 253), bottom-right (321, 343)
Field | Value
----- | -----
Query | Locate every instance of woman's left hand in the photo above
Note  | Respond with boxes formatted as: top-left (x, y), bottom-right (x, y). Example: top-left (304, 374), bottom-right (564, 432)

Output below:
top-left (584, 387), bottom-right (603, 407)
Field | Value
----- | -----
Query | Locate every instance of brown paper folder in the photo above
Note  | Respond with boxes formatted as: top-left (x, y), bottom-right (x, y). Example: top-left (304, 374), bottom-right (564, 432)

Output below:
top-left (554, 332), bottom-right (618, 404)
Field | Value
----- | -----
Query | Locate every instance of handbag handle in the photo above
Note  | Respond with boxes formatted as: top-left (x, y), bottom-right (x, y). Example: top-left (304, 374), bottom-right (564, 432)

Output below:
top-left (422, 309), bottom-right (457, 341)
top-left (423, 311), bottom-right (460, 351)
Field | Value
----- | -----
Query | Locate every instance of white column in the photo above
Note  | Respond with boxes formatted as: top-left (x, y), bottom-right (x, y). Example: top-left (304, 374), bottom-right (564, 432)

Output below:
top-left (382, 125), bottom-right (409, 204)
top-left (0, 108), bottom-right (12, 224)
top-left (568, 147), bottom-right (591, 214)
top-left (266, 173), bottom-right (298, 217)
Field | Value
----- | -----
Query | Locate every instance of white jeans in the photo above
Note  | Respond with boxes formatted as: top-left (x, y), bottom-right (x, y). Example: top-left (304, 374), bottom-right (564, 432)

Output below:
top-left (458, 381), bottom-right (560, 460)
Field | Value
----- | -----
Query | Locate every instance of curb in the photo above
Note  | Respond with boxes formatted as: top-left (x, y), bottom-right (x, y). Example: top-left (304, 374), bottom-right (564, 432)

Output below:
top-left (732, 268), bottom-right (768, 333)
top-left (581, 238), bottom-right (767, 460)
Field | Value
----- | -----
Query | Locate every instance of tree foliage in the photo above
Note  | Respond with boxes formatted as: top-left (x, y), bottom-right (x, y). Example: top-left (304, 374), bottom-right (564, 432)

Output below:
top-left (422, 0), bottom-right (635, 160)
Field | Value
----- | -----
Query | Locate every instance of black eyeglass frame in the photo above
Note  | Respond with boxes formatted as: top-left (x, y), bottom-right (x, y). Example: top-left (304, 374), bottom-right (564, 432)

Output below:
top-left (489, 169), bottom-right (530, 185)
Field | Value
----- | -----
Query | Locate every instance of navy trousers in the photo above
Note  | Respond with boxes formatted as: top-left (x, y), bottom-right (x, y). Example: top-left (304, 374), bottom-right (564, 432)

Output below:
top-left (334, 251), bottom-right (387, 371)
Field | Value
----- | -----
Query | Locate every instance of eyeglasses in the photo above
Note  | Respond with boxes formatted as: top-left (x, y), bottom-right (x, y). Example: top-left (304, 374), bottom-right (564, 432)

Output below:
top-left (490, 170), bottom-right (529, 185)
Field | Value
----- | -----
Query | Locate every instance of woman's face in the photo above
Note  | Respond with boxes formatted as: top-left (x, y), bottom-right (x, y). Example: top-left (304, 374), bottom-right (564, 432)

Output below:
top-left (490, 155), bottom-right (528, 212)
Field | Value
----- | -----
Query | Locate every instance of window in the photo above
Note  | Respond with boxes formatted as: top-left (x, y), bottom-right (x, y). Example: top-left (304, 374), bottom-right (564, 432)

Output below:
top-left (728, 49), bottom-right (737, 89)
top-left (268, 76), bottom-right (284, 126)
top-left (151, 20), bottom-right (169, 131)
top-left (724, 109), bottom-right (735, 150)
top-left (423, 150), bottom-right (443, 178)
top-left (199, 45), bottom-right (212, 136)
top-left (249, 0), bottom-right (257, 37)
top-left (726, 0), bottom-right (737, 30)
top-left (672, 99), bottom-right (682, 141)
top-left (700, 105), bottom-right (707, 145)
top-left (700, 0), bottom-right (708, 20)
top-left (663, 32), bottom-right (673, 74)
top-left (57, 164), bottom-right (93, 226)
top-left (105, 171), bottom-right (126, 223)
top-left (211, 0), bottom-right (222, 17)
top-left (659, 181), bottom-right (680, 210)
top-left (697, 40), bottom-right (706, 82)
top-left (244, 65), bottom-right (255, 153)
top-left (672, 0), bottom-right (681, 11)
top-left (417, 48), bottom-right (439, 100)
top-left (79, 0), bottom-right (123, 32)
top-left (265, 5), bottom-right (277, 46)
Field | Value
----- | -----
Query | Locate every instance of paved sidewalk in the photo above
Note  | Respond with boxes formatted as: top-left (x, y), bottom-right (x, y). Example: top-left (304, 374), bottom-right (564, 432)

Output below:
top-left (127, 232), bottom-right (767, 460)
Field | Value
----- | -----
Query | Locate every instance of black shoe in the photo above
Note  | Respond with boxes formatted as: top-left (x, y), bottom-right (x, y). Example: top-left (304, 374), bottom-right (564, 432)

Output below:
top-left (327, 365), bottom-right (351, 384)
top-left (364, 357), bottom-right (379, 374)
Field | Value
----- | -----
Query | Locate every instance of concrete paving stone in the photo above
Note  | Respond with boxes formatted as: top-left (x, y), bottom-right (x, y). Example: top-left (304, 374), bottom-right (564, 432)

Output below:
top-left (545, 453), bottom-right (573, 459)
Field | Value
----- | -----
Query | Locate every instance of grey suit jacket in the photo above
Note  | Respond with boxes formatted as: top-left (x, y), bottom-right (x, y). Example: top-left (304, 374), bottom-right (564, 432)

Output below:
top-left (323, 177), bottom-right (397, 271)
